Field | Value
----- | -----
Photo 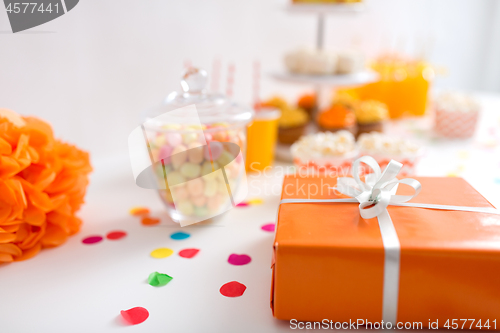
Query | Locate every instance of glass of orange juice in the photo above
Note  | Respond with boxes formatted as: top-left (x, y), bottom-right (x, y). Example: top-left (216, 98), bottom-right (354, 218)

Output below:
top-left (343, 55), bottom-right (434, 118)
top-left (246, 107), bottom-right (281, 172)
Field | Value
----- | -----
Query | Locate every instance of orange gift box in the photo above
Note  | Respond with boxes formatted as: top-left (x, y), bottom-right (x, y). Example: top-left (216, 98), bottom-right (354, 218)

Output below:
top-left (272, 174), bottom-right (500, 329)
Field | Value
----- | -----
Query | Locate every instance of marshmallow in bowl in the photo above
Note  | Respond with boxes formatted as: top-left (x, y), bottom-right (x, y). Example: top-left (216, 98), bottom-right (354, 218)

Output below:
top-left (293, 131), bottom-right (357, 158)
top-left (284, 48), bottom-right (365, 75)
top-left (434, 92), bottom-right (480, 113)
top-left (337, 50), bottom-right (365, 74)
top-left (357, 132), bottom-right (421, 156)
top-left (284, 48), bottom-right (337, 75)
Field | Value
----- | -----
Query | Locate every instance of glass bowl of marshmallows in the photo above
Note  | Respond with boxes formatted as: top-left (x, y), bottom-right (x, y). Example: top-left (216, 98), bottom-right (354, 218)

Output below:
top-left (357, 132), bottom-right (423, 176)
top-left (291, 131), bottom-right (358, 175)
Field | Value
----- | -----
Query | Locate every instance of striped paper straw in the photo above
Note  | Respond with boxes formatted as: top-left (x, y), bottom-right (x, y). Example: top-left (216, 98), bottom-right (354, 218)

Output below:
top-left (226, 63), bottom-right (235, 98)
top-left (253, 60), bottom-right (261, 109)
top-left (210, 57), bottom-right (222, 92)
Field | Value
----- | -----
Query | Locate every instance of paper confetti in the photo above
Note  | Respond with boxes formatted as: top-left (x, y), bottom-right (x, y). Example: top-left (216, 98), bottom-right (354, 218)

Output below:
top-left (170, 232), bottom-right (190, 240)
top-left (120, 307), bottom-right (149, 325)
top-left (494, 178), bottom-right (500, 185)
top-left (129, 207), bottom-right (150, 216)
top-left (141, 217), bottom-right (160, 226)
top-left (82, 236), bottom-right (103, 245)
top-left (148, 272), bottom-right (173, 287)
top-left (261, 223), bottom-right (275, 232)
top-left (178, 248), bottom-right (200, 258)
top-left (236, 202), bottom-right (249, 207)
top-left (220, 281), bottom-right (247, 297)
top-left (150, 248), bottom-right (174, 259)
top-left (106, 231), bottom-right (127, 240)
top-left (228, 254), bottom-right (251, 266)
top-left (247, 198), bottom-right (263, 205)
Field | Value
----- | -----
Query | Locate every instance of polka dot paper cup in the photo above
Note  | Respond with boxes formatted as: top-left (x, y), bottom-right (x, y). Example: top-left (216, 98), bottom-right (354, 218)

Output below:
top-left (434, 108), bottom-right (479, 139)
top-left (433, 92), bottom-right (481, 139)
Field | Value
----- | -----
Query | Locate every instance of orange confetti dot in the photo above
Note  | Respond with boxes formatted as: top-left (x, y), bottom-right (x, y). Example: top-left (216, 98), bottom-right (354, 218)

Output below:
top-left (141, 216), bottom-right (160, 226)
top-left (129, 207), bottom-right (150, 216)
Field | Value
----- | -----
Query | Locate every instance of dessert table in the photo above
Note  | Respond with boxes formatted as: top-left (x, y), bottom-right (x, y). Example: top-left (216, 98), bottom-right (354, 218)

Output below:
top-left (1, 93), bottom-right (499, 333)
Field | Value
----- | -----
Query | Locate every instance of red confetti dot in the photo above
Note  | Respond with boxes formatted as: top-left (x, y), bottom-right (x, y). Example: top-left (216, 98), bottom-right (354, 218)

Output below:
top-left (236, 202), bottom-right (249, 207)
top-left (220, 281), bottom-right (247, 297)
top-left (120, 307), bottom-right (149, 325)
top-left (82, 236), bottom-right (103, 244)
top-left (178, 248), bottom-right (200, 259)
top-left (228, 254), bottom-right (251, 266)
top-left (106, 231), bottom-right (127, 240)
top-left (261, 223), bottom-right (275, 232)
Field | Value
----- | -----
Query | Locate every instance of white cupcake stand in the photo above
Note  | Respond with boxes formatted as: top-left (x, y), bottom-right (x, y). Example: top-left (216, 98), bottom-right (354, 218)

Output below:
top-left (271, 2), bottom-right (379, 162)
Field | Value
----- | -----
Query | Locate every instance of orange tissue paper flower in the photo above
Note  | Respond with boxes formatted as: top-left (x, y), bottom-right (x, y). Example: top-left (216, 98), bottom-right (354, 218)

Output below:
top-left (0, 108), bottom-right (92, 263)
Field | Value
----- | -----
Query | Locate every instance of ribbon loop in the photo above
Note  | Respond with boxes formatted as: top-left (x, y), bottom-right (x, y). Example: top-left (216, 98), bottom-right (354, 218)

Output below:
top-left (352, 156), bottom-right (382, 191)
top-left (335, 158), bottom-right (422, 219)
top-left (390, 178), bottom-right (422, 204)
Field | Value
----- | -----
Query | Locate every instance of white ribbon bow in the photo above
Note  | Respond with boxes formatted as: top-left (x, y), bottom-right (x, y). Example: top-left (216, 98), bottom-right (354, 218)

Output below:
top-left (335, 155), bottom-right (422, 220)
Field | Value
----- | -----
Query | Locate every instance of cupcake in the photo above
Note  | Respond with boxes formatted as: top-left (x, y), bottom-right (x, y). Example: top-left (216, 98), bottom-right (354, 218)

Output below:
top-left (261, 96), bottom-right (288, 110)
top-left (262, 96), bottom-right (309, 144)
top-left (291, 130), bottom-right (358, 174)
top-left (277, 107), bottom-right (309, 144)
top-left (333, 90), bottom-right (358, 109)
top-left (357, 132), bottom-right (423, 176)
top-left (297, 93), bottom-right (317, 117)
top-left (354, 100), bottom-right (389, 138)
top-left (434, 92), bottom-right (480, 139)
top-left (317, 102), bottom-right (357, 135)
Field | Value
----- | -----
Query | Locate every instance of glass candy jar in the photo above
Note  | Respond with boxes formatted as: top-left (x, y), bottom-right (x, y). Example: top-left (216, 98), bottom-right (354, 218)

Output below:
top-left (139, 68), bottom-right (253, 226)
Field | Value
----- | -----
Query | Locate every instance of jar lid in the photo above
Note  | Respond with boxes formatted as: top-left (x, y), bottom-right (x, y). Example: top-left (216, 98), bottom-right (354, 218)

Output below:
top-left (144, 67), bottom-right (253, 129)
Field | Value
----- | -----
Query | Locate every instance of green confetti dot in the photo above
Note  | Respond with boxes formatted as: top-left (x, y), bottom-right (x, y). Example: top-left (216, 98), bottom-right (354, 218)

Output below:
top-left (148, 272), bottom-right (173, 287)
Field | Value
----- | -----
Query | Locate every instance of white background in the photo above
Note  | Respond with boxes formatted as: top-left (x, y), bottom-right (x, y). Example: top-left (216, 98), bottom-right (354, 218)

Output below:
top-left (1, 0), bottom-right (500, 160)
top-left (2, 2), bottom-right (500, 331)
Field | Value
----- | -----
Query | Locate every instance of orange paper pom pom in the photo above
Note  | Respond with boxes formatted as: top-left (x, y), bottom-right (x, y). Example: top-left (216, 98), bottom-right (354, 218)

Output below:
top-left (0, 109), bottom-right (92, 263)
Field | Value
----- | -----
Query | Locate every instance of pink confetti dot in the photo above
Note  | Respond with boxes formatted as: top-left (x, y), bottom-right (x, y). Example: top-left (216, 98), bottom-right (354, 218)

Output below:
top-left (228, 254), bottom-right (251, 266)
top-left (106, 231), bottom-right (127, 240)
top-left (236, 202), bottom-right (249, 207)
top-left (261, 223), bottom-right (275, 232)
top-left (82, 235), bottom-right (103, 244)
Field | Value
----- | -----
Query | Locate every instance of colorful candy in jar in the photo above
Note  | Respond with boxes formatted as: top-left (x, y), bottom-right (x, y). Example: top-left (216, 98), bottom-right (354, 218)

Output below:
top-left (150, 123), bottom-right (245, 216)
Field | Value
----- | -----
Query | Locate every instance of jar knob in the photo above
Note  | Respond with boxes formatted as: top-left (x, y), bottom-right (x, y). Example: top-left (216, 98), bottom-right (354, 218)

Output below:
top-left (181, 67), bottom-right (208, 94)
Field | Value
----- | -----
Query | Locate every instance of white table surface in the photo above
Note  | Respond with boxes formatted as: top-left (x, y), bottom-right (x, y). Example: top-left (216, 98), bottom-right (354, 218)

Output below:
top-left (1, 93), bottom-right (499, 333)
